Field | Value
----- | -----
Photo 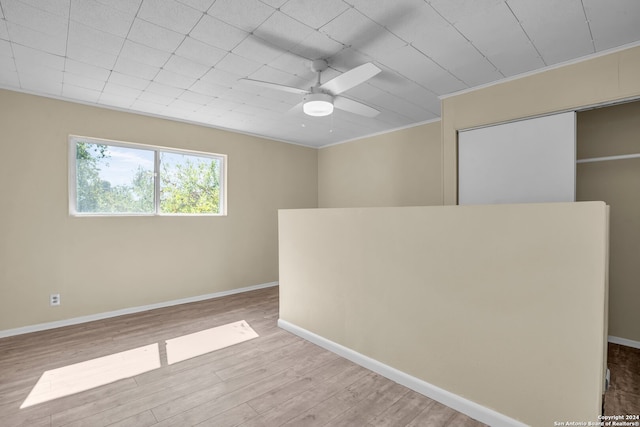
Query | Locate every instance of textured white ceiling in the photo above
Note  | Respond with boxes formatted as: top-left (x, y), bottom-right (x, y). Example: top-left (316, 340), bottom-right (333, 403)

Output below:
top-left (0, 0), bottom-right (639, 147)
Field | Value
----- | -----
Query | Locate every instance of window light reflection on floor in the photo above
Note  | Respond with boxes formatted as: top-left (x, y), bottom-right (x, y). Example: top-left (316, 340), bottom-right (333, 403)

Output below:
top-left (20, 320), bottom-right (258, 409)
top-left (20, 343), bottom-right (160, 409)
top-left (166, 320), bottom-right (258, 365)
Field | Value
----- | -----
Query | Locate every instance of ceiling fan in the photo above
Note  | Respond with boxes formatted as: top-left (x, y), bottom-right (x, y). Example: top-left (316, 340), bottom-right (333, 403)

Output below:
top-left (240, 59), bottom-right (382, 118)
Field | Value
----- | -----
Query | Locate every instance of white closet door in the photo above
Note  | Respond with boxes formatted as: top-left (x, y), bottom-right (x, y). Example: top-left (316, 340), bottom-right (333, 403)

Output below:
top-left (458, 111), bottom-right (576, 205)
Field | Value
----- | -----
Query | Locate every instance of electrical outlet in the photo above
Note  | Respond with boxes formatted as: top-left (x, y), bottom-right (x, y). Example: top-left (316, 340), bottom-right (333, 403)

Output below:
top-left (50, 293), bottom-right (60, 306)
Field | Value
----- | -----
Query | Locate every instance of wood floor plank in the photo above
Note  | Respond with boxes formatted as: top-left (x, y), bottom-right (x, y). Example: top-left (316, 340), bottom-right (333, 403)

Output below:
top-left (47, 362), bottom-right (222, 426)
top-left (327, 380), bottom-right (410, 426)
top-left (212, 339), bottom-right (308, 381)
top-left (406, 400), bottom-right (459, 426)
top-left (333, 372), bottom-right (393, 406)
top-left (152, 368), bottom-right (301, 426)
top-left (2, 378), bottom-right (138, 426)
top-left (153, 343), bottom-right (336, 426)
top-left (150, 340), bottom-right (319, 422)
top-left (2, 287), bottom-right (634, 427)
top-left (240, 361), bottom-right (370, 427)
top-left (279, 395), bottom-right (353, 427)
top-left (106, 410), bottom-right (158, 427)
top-left (246, 356), bottom-right (350, 414)
top-left (132, 327), bottom-right (294, 387)
top-left (4, 413), bottom-right (52, 427)
top-left (369, 389), bottom-right (436, 426)
top-left (52, 371), bottom-right (224, 427)
top-left (193, 403), bottom-right (258, 427)
top-left (605, 343), bottom-right (640, 416)
top-left (446, 413), bottom-right (490, 427)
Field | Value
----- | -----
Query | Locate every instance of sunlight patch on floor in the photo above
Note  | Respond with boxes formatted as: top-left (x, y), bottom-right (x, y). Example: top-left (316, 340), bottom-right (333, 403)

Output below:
top-left (166, 320), bottom-right (259, 364)
top-left (20, 320), bottom-right (259, 409)
top-left (20, 343), bottom-right (160, 408)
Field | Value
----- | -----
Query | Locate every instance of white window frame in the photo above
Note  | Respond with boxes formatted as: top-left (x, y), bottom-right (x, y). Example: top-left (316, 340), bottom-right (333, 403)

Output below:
top-left (69, 135), bottom-right (227, 217)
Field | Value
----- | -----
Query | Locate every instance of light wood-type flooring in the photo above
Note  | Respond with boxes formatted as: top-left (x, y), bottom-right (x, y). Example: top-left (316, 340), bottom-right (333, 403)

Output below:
top-left (0, 287), bottom-right (486, 427)
top-left (0, 286), bottom-right (637, 426)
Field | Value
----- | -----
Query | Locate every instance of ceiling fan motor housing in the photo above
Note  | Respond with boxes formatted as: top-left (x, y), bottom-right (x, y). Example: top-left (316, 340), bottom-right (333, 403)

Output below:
top-left (311, 59), bottom-right (329, 73)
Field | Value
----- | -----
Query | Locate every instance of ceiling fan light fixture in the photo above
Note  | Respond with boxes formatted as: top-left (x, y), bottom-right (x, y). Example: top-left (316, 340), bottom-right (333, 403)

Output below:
top-left (303, 93), bottom-right (334, 116)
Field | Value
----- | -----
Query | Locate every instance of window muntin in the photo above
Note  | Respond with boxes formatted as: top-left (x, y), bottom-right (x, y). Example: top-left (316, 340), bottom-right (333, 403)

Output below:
top-left (70, 136), bottom-right (226, 216)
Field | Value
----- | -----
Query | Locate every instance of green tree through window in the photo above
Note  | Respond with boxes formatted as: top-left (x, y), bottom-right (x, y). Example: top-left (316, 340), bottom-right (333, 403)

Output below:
top-left (160, 152), bottom-right (221, 214)
top-left (71, 138), bottom-right (225, 216)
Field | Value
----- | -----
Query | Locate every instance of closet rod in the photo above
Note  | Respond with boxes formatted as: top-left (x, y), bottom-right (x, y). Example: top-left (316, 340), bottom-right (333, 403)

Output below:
top-left (577, 153), bottom-right (640, 164)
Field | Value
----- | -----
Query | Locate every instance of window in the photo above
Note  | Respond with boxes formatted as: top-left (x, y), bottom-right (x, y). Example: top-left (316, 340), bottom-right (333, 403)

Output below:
top-left (69, 136), bottom-right (226, 216)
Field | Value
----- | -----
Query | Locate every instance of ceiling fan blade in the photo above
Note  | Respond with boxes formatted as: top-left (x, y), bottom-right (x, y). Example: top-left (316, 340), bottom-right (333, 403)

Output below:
top-left (334, 96), bottom-right (380, 117)
top-left (286, 102), bottom-right (303, 115)
top-left (320, 63), bottom-right (381, 95)
top-left (239, 78), bottom-right (308, 95)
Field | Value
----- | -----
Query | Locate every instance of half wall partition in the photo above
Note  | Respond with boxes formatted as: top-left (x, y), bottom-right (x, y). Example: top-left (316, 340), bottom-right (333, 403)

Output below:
top-left (278, 202), bottom-right (609, 426)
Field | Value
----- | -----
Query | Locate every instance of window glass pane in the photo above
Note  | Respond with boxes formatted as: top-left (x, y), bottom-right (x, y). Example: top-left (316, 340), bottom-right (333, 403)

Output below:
top-left (75, 142), bottom-right (155, 214)
top-left (160, 152), bottom-right (222, 214)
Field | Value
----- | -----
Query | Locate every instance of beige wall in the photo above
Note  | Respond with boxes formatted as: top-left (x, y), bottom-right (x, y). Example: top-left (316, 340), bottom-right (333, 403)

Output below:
top-left (279, 202), bottom-right (609, 426)
top-left (0, 89), bottom-right (317, 331)
top-left (317, 45), bottom-right (640, 210)
top-left (577, 101), bottom-right (640, 341)
top-left (318, 121), bottom-right (442, 207)
top-left (442, 44), bottom-right (640, 205)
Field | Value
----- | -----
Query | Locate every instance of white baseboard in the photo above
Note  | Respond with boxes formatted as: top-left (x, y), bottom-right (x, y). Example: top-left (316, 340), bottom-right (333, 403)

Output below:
top-left (608, 335), bottom-right (640, 349)
top-left (277, 319), bottom-right (527, 427)
top-left (0, 282), bottom-right (278, 339)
